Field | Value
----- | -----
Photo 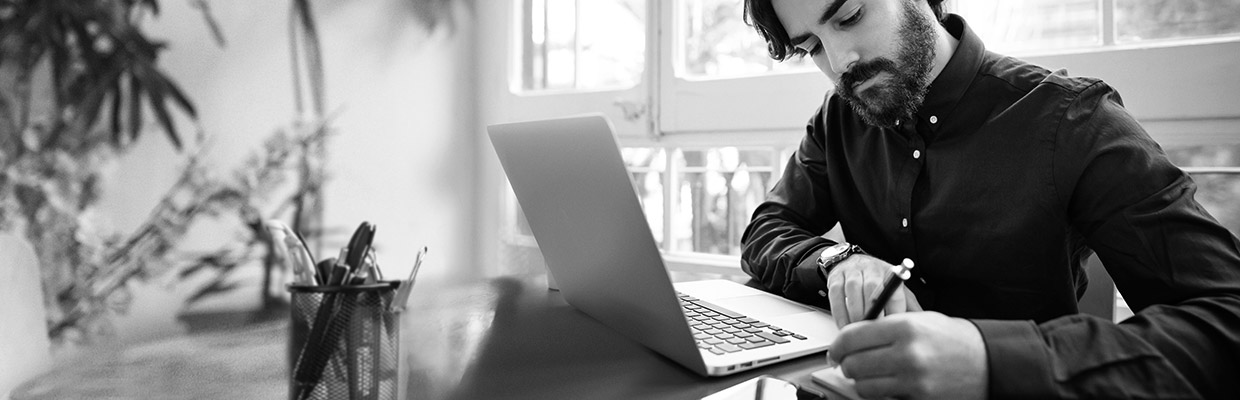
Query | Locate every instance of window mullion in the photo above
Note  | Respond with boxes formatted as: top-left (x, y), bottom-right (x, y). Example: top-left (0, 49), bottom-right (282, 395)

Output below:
top-left (1101, 0), bottom-right (1116, 46)
top-left (663, 147), bottom-right (677, 252)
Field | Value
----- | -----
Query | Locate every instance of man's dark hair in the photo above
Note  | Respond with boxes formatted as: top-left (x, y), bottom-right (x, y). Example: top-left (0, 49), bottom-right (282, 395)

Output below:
top-left (744, 0), bottom-right (946, 61)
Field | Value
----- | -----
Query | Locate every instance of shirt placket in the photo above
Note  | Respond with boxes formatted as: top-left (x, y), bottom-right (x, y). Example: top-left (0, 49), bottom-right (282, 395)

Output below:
top-left (893, 120), bottom-right (923, 258)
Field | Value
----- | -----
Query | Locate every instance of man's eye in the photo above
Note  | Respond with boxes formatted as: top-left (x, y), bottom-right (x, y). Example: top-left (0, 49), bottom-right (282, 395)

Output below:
top-left (840, 7), bottom-right (863, 27)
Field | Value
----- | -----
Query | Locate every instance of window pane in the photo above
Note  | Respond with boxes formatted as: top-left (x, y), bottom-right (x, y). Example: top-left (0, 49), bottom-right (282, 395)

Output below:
top-left (672, 148), bottom-right (776, 255)
top-left (1116, 0), bottom-right (1240, 43)
top-left (519, 0), bottom-right (646, 91)
top-left (1164, 143), bottom-right (1240, 168)
top-left (1163, 143), bottom-right (1240, 237)
top-left (678, 0), bottom-right (813, 79)
top-left (953, 0), bottom-right (1101, 53)
top-left (623, 148), bottom-right (667, 245)
top-left (1191, 173), bottom-right (1240, 237)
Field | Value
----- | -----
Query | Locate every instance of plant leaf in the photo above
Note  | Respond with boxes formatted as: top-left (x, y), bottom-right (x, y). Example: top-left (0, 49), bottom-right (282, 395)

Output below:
top-left (110, 78), bottom-right (123, 143)
top-left (128, 73), bottom-right (143, 141)
top-left (134, 64), bottom-right (182, 150)
top-left (158, 72), bottom-right (197, 118)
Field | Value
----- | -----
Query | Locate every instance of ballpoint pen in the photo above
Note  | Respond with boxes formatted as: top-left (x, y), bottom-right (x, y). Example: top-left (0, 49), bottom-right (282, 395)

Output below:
top-left (862, 258), bottom-right (915, 321)
top-left (327, 247), bottom-right (352, 286)
top-left (390, 246), bottom-right (427, 313)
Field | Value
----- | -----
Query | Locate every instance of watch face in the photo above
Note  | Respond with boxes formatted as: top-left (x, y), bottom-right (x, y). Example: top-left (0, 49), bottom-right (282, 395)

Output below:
top-left (823, 243), bottom-right (849, 258)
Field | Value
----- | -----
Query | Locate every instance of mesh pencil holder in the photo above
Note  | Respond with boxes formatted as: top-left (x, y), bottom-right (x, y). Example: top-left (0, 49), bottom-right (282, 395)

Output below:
top-left (288, 282), bottom-right (400, 400)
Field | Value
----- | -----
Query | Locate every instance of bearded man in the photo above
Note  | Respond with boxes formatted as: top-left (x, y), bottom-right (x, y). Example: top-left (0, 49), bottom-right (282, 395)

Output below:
top-left (739, 0), bottom-right (1240, 398)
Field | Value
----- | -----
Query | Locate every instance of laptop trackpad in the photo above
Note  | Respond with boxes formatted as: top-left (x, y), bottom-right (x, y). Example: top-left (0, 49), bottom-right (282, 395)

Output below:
top-left (712, 295), bottom-right (815, 318)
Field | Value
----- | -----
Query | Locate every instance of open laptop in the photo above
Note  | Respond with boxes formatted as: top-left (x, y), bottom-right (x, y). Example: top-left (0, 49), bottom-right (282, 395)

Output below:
top-left (487, 114), bottom-right (838, 376)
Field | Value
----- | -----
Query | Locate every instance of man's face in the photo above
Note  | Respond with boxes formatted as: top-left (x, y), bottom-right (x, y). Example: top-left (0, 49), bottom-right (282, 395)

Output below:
top-left (772, 0), bottom-right (936, 127)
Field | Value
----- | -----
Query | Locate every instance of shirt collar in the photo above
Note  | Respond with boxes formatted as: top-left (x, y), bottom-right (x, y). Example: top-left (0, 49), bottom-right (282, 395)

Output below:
top-left (915, 14), bottom-right (984, 129)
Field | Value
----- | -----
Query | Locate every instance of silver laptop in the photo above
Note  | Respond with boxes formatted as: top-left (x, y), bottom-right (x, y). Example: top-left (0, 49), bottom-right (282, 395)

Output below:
top-left (488, 114), bottom-right (838, 376)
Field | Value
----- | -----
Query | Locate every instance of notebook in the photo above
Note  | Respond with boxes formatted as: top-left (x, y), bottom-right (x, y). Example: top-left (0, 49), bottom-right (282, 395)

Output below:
top-left (487, 114), bottom-right (838, 376)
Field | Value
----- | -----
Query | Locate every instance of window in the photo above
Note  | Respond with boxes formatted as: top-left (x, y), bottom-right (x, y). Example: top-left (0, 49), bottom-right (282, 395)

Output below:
top-left (952, 0), bottom-right (1100, 53)
top-left (481, 0), bottom-right (1240, 278)
top-left (1116, 0), bottom-right (1240, 44)
top-left (678, 0), bottom-right (813, 79)
top-left (952, 0), bottom-right (1240, 54)
top-left (518, 0), bottom-right (646, 92)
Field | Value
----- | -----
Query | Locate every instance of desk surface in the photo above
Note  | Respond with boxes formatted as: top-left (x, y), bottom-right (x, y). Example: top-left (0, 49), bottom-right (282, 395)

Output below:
top-left (13, 275), bottom-right (844, 400)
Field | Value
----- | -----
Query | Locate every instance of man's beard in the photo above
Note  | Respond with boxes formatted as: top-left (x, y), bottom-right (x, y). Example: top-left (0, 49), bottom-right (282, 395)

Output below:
top-left (835, 1), bottom-right (937, 128)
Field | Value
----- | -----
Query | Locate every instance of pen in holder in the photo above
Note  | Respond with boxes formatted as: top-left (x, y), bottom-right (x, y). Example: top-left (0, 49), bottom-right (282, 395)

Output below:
top-left (288, 282), bottom-right (400, 400)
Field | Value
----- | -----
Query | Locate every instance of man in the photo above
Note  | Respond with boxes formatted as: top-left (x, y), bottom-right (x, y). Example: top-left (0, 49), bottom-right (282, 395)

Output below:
top-left (739, 0), bottom-right (1240, 398)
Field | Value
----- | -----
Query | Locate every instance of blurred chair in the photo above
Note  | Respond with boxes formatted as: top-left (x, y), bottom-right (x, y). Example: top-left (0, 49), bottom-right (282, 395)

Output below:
top-left (0, 233), bottom-right (51, 400)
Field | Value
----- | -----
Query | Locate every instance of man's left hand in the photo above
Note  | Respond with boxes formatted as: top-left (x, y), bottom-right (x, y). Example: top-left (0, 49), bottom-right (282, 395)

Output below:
top-left (827, 312), bottom-right (988, 400)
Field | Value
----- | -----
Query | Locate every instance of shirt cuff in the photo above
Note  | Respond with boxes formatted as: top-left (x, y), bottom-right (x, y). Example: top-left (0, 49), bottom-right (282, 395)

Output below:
top-left (795, 246), bottom-right (830, 296)
top-left (971, 319), bottom-right (1056, 399)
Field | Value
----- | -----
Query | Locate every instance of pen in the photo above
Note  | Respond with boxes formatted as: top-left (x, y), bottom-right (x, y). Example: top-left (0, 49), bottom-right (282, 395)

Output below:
top-left (389, 246), bottom-right (427, 313)
top-left (327, 247), bottom-right (351, 286)
top-left (862, 258), bottom-right (915, 321)
top-left (825, 259), bottom-right (915, 369)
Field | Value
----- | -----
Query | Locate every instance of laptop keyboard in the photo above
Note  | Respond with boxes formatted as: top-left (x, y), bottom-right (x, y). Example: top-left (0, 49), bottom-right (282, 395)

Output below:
top-left (677, 293), bottom-right (808, 355)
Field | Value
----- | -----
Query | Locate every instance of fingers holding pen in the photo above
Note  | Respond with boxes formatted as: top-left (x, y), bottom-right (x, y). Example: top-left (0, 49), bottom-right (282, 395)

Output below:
top-left (826, 255), bottom-right (908, 328)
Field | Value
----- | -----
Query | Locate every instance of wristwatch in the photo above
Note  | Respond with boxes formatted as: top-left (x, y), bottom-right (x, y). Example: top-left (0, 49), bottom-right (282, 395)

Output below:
top-left (816, 242), bottom-right (864, 281)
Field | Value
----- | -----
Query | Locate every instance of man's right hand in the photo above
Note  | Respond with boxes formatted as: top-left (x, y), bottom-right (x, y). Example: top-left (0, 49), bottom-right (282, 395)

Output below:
top-left (825, 254), bottom-right (922, 328)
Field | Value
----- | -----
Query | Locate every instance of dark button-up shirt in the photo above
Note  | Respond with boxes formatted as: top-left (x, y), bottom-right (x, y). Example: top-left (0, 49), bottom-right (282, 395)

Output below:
top-left (741, 14), bottom-right (1240, 399)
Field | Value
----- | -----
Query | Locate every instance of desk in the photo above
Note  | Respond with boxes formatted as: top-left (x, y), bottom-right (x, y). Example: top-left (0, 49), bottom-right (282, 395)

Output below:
top-left (13, 275), bottom-right (844, 399)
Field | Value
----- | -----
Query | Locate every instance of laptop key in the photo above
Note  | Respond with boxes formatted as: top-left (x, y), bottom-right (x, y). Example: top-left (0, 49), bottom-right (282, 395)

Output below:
top-left (738, 341), bottom-right (774, 350)
top-left (691, 299), bottom-right (745, 318)
top-left (709, 347), bottom-right (727, 355)
top-left (717, 343), bottom-right (742, 353)
top-left (755, 331), bottom-right (790, 344)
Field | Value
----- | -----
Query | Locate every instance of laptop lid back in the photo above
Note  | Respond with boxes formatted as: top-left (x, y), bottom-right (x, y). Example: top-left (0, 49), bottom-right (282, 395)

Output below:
top-left (488, 115), bottom-right (706, 374)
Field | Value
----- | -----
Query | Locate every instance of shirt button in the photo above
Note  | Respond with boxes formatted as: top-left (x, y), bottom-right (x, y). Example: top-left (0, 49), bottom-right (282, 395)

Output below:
top-left (901, 218), bottom-right (909, 228)
top-left (913, 150), bottom-right (921, 159)
top-left (818, 290), bottom-right (828, 297)
top-left (930, 116), bottom-right (939, 124)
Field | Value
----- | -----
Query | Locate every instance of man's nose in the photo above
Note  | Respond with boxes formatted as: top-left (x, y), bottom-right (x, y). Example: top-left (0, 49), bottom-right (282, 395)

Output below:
top-left (823, 40), bottom-right (860, 76)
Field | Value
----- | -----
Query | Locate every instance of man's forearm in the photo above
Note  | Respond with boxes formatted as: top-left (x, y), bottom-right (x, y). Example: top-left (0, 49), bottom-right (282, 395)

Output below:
top-left (740, 205), bottom-right (835, 305)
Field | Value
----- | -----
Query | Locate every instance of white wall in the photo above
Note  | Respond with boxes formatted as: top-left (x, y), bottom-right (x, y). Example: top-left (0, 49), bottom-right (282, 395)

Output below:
top-left (93, 0), bottom-right (477, 343)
